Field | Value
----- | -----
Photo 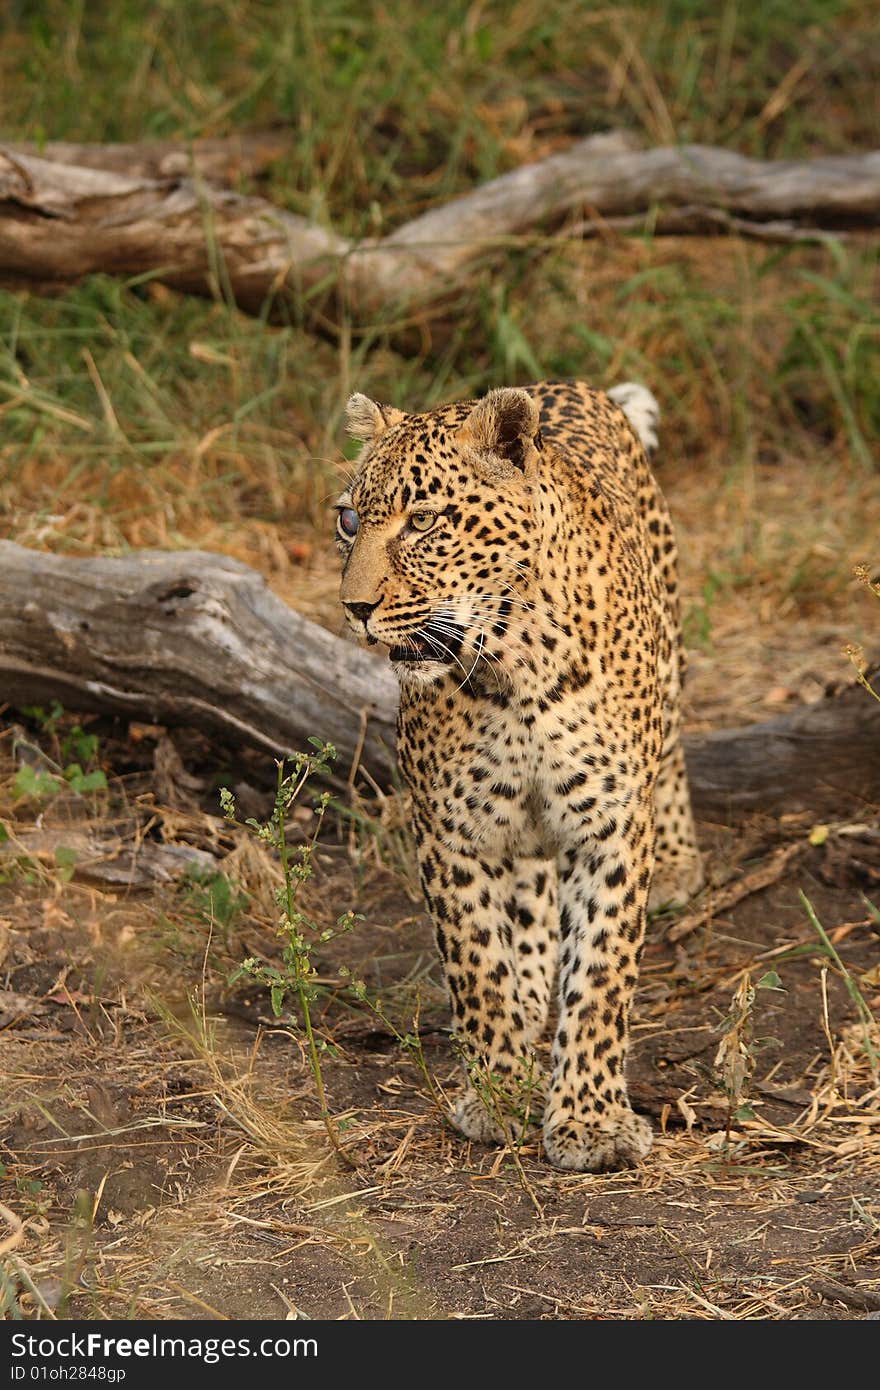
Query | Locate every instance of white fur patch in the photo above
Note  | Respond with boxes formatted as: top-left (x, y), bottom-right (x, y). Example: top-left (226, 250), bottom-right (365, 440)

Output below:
top-left (608, 382), bottom-right (660, 453)
top-left (394, 661), bottom-right (447, 690)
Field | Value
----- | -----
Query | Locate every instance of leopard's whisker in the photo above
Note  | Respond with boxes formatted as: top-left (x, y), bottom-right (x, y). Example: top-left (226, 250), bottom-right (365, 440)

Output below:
top-left (443, 589), bottom-right (568, 638)
top-left (454, 630), bottom-right (487, 693)
top-left (435, 598), bottom-right (559, 650)
top-left (429, 616), bottom-right (523, 672)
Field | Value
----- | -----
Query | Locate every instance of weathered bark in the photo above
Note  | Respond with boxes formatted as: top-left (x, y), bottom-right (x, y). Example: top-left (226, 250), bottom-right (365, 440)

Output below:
top-left (4, 133), bottom-right (292, 184)
top-left (2, 542), bottom-right (878, 817)
top-left (0, 145), bottom-right (349, 316)
top-left (2, 135), bottom-right (878, 320)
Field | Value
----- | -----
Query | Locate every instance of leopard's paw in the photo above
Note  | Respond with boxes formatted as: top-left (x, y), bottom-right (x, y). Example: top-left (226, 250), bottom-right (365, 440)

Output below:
top-left (648, 853), bottom-right (704, 913)
top-left (543, 1107), bottom-right (653, 1172)
top-left (450, 1092), bottom-right (506, 1145)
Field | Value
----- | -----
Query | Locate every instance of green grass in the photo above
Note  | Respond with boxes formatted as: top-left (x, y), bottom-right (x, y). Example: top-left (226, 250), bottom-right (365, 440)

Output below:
top-left (0, 1), bottom-right (877, 619)
top-left (1, 279), bottom-right (343, 535)
top-left (1, 238), bottom-right (877, 575)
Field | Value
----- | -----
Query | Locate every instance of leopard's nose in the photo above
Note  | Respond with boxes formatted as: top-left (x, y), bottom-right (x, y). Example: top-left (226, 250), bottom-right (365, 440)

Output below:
top-left (343, 600), bottom-right (380, 625)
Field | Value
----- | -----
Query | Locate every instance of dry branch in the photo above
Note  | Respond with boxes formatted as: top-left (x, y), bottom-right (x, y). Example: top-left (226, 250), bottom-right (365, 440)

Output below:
top-left (2, 135), bottom-right (878, 319)
top-left (0, 826), bottom-right (218, 889)
top-left (811, 1279), bottom-right (880, 1313)
top-left (683, 680), bottom-right (880, 818)
top-left (4, 132), bottom-right (292, 184)
top-left (666, 843), bottom-right (807, 942)
top-left (2, 542), bottom-right (879, 816)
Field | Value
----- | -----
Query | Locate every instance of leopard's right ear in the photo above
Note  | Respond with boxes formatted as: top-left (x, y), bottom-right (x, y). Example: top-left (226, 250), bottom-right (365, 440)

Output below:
top-left (345, 394), bottom-right (406, 442)
top-left (457, 388), bottom-right (541, 474)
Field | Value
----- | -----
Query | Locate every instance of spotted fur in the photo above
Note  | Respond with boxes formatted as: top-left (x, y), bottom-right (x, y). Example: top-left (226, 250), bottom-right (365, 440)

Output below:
top-left (336, 380), bottom-right (703, 1172)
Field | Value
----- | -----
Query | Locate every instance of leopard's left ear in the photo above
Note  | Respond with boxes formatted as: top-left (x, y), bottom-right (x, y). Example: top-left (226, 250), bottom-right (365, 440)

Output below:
top-left (345, 394), bottom-right (406, 442)
top-left (457, 388), bottom-right (541, 473)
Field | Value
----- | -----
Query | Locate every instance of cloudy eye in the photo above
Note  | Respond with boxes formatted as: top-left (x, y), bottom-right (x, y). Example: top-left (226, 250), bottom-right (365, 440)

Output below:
top-left (337, 507), bottom-right (359, 539)
top-left (410, 511), bottom-right (436, 532)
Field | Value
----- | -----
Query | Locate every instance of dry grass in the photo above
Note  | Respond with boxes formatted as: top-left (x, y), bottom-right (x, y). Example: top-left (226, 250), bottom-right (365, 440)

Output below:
top-left (4, 1006), bottom-right (878, 1319)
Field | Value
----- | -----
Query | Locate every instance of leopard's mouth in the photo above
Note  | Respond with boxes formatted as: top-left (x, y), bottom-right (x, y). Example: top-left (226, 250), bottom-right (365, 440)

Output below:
top-left (388, 622), bottom-right (465, 666)
top-left (389, 641), bottom-right (433, 664)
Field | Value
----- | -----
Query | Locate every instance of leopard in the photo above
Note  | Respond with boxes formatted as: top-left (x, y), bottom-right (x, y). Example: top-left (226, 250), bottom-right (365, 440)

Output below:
top-left (335, 378), bottom-right (703, 1172)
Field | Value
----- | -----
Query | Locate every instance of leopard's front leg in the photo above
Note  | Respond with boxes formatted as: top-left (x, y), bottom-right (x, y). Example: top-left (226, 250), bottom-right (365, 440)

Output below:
top-left (542, 824), bottom-right (654, 1172)
top-left (416, 836), bottom-right (540, 1145)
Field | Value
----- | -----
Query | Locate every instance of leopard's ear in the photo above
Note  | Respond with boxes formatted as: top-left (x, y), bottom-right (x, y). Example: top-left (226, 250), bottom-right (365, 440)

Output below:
top-left (345, 394), bottom-right (406, 442)
top-left (457, 388), bottom-right (541, 473)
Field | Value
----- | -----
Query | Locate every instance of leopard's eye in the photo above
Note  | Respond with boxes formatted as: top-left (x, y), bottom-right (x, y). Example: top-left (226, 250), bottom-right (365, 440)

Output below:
top-left (410, 511), bottom-right (436, 533)
top-left (337, 507), bottom-right (359, 539)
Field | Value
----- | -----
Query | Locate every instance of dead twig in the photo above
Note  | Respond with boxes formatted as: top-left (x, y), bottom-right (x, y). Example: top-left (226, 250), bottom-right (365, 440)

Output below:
top-left (812, 1278), bottom-right (880, 1312)
top-left (667, 843), bottom-right (807, 942)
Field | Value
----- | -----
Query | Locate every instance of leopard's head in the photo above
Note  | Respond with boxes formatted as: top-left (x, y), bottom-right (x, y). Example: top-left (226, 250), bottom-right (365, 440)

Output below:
top-left (336, 389), bottom-right (543, 687)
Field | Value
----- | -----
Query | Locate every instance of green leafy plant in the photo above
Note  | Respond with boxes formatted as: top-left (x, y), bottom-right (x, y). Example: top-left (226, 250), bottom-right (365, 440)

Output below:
top-left (14, 704), bottom-right (108, 799)
top-left (0, 1162), bottom-right (50, 1218)
top-left (342, 967), bottom-right (444, 1113)
top-left (12, 760), bottom-right (107, 801)
top-left (12, 763), bottom-right (59, 801)
top-left (182, 866), bottom-right (249, 943)
top-left (223, 742), bottom-right (356, 1151)
top-left (62, 764), bottom-right (108, 794)
top-left (455, 1050), bottom-right (544, 1211)
top-left (223, 741), bottom-right (444, 1151)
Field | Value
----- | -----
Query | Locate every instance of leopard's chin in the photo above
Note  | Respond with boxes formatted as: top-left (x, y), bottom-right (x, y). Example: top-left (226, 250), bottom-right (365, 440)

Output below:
top-left (392, 659), bottom-right (449, 690)
top-left (390, 649), bottom-right (448, 673)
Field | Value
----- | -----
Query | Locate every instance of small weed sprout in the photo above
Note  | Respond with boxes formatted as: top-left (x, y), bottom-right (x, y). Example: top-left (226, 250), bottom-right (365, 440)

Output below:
top-left (341, 969), bottom-right (444, 1114)
top-left (845, 564), bottom-right (880, 704)
top-left (799, 891), bottom-right (879, 1075)
top-left (13, 703), bottom-right (108, 800)
top-left (222, 741), bottom-right (441, 1156)
top-left (0, 1163), bottom-right (49, 1218)
top-left (458, 1050), bottom-right (541, 1148)
top-left (713, 969), bottom-right (784, 1149)
top-left (457, 1052), bottom-right (544, 1211)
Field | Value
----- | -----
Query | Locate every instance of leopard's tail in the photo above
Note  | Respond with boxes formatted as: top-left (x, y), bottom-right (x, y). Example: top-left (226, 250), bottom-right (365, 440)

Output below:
top-left (607, 382), bottom-right (660, 454)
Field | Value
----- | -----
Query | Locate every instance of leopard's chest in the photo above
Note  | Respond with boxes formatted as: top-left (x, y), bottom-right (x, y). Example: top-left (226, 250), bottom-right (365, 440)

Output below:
top-left (398, 683), bottom-right (632, 856)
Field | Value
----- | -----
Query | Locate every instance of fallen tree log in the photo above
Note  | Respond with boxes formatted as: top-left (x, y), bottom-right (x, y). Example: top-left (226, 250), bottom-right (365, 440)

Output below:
top-left (2, 542), bottom-right (879, 818)
top-left (2, 135), bottom-right (878, 320)
top-left (0, 541), bottom-right (399, 786)
top-left (683, 682), bottom-right (880, 818)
